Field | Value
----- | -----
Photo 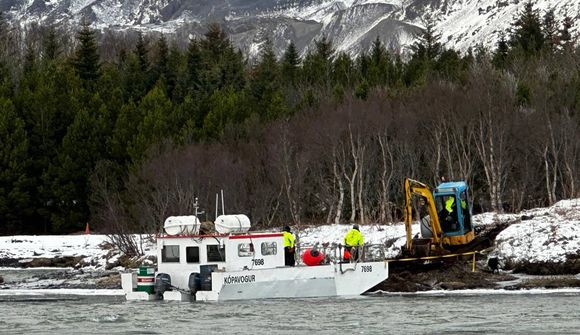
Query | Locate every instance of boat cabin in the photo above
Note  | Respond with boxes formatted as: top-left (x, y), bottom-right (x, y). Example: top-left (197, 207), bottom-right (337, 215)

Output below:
top-left (157, 214), bottom-right (288, 290)
top-left (158, 232), bottom-right (286, 289)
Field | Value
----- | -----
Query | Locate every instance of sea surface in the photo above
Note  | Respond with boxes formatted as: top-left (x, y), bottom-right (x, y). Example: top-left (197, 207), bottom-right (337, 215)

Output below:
top-left (0, 290), bottom-right (578, 334)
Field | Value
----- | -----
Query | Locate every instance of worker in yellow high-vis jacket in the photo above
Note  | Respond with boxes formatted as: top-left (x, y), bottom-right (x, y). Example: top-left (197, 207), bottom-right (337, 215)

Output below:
top-left (283, 226), bottom-right (296, 266)
top-left (343, 224), bottom-right (364, 261)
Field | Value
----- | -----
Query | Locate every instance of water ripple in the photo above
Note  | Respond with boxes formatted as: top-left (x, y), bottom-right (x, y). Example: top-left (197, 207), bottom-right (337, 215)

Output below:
top-left (0, 293), bottom-right (578, 334)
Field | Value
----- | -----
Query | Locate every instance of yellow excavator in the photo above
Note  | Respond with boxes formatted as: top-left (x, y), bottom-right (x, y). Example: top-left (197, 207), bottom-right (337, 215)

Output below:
top-left (403, 178), bottom-right (475, 257)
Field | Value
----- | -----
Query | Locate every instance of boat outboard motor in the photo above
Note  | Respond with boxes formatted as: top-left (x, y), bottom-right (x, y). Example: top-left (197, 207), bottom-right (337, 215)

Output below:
top-left (154, 273), bottom-right (172, 298)
top-left (188, 273), bottom-right (201, 294)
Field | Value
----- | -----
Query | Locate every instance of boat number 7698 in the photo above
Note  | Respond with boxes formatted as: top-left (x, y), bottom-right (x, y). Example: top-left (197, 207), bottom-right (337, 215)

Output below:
top-left (361, 265), bottom-right (372, 272)
top-left (252, 258), bottom-right (265, 266)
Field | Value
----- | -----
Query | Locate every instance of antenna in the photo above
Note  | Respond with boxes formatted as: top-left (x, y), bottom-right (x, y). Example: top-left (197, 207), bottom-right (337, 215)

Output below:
top-left (215, 193), bottom-right (219, 219)
top-left (194, 197), bottom-right (199, 234)
top-left (221, 189), bottom-right (225, 215)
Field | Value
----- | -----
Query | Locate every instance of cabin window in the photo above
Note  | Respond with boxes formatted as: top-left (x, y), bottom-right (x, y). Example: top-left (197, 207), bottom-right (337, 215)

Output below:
top-left (238, 243), bottom-right (254, 257)
top-left (207, 245), bottom-right (226, 262)
top-left (186, 246), bottom-right (200, 263)
top-left (261, 242), bottom-right (277, 256)
top-left (161, 245), bottom-right (180, 263)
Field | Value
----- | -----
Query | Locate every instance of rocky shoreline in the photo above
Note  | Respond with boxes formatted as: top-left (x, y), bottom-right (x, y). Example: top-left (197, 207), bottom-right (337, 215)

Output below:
top-left (373, 261), bottom-right (580, 292)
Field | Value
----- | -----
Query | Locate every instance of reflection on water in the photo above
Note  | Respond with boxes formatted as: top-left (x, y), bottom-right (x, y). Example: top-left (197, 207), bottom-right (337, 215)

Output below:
top-left (0, 292), bottom-right (578, 334)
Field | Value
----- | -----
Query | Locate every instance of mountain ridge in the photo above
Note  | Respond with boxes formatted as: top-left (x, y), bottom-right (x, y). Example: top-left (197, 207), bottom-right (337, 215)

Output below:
top-left (4, 0), bottom-right (579, 57)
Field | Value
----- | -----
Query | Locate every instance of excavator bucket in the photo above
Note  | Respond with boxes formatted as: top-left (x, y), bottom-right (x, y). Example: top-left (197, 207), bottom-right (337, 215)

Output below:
top-left (412, 238), bottom-right (431, 257)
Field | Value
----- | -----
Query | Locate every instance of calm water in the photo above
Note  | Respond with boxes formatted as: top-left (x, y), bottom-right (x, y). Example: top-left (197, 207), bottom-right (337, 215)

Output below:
top-left (0, 292), bottom-right (578, 334)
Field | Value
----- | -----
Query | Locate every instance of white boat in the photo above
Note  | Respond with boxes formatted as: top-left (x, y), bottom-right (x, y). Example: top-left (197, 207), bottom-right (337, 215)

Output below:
top-left (121, 216), bottom-right (388, 302)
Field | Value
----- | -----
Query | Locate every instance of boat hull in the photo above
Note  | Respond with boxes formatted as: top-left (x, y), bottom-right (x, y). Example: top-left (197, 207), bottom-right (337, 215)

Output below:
top-left (124, 261), bottom-right (388, 302)
top-left (212, 261), bottom-right (388, 301)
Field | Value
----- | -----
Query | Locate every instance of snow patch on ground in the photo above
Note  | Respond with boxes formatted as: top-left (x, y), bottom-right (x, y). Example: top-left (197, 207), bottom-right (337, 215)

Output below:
top-left (494, 199), bottom-right (580, 265)
top-left (0, 234), bottom-right (155, 270)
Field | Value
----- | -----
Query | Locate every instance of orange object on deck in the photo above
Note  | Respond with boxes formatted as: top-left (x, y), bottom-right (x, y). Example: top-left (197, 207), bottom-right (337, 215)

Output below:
top-left (343, 249), bottom-right (351, 261)
top-left (302, 248), bottom-right (325, 266)
top-left (85, 223), bottom-right (90, 235)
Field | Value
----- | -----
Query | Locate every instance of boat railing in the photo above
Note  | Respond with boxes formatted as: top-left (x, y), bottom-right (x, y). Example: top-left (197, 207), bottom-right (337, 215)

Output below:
top-left (295, 242), bottom-right (388, 265)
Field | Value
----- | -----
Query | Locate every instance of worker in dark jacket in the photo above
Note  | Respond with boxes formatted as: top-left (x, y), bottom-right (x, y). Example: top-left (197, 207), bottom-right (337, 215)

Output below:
top-left (343, 224), bottom-right (364, 261)
top-left (283, 226), bottom-right (296, 266)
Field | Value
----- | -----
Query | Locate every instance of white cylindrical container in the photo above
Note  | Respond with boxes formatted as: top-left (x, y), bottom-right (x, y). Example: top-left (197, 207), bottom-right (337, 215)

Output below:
top-left (164, 216), bottom-right (201, 235)
top-left (214, 214), bottom-right (251, 234)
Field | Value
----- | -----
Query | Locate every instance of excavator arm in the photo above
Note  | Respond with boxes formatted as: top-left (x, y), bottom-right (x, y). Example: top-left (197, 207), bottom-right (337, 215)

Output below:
top-left (404, 178), bottom-right (443, 252)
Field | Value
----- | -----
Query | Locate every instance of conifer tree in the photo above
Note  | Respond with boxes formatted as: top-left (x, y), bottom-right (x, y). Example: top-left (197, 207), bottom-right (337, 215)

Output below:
top-left (166, 45), bottom-right (184, 101)
top-left (405, 17), bottom-right (442, 85)
top-left (281, 41), bottom-right (300, 86)
top-left (0, 60), bottom-right (12, 98)
top-left (128, 84), bottom-right (173, 162)
top-left (0, 97), bottom-right (32, 233)
top-left (559, 16), bottom-right (574, 50)
top-left (122, 34), bottom-right (150, 101)
top-left (368, 36), bottom-right (391, 87)
top-left (202, 88), bottom-right (239, 139)
top-left (109, 101), bottom-right (140, 164)
top-left (23, 43), bottom-right (36, 75)
top-left (0, 12), bottom-right (9, 62)
top-left (124, 54), bottom-right (146, 101)
top-left (135, 32), bottom-right (149, 73)
top-left (493, 34), bottom-right (510, 69)
top-left (151, 35), bottom-right (169, 90)
top-left (43, 27), bottom-right (60, 61)
top-left (411, 18), bottom-right (442, 62)
top-left (186, 38), bottom-right (201, 93)
top-left (357, 52), bottom-right (370, 80)
top-left (542, 9), bottom-right (558, 53)
top-left (435, 49), bottom-right (463, 81)
top-left (333, 52), bottom-right (355, 89)
top-left (48, 94), bottom-right (108, 231)
top-left (303, 36), bottom-right (335, 89)
top-left (74, 20), bottom-right (101, 85)
top-left (202, 23), bottom-right (231, 62)
top-left (199, 24), bottom-right (245, 93)
top-left (509, 1), bottom-right (544, 56)
top-left (249, 38), bottom-right (286, 121)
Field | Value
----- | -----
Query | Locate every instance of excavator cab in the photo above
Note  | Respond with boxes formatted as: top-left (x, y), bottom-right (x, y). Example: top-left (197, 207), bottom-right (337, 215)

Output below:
top-left (403, 178), bottom-right (475, 257)
top-left (433, 182), bottom-right (473, 241)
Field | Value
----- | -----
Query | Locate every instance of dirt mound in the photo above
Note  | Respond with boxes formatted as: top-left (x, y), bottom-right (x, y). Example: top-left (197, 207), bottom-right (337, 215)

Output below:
top-left (372, 261), bottom-right (515, 292)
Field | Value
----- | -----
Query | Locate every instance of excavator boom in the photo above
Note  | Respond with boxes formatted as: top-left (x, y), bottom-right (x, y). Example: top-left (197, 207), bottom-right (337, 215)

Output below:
top-left (404, 178), bottom-right (443, 253)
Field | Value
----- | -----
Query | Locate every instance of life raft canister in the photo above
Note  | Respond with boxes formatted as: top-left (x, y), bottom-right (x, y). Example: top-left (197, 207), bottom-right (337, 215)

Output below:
top-left (302, 248), bottom-right (325, 266)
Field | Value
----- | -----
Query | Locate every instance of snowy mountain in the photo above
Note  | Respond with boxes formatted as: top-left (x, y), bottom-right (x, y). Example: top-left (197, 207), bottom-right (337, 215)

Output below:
top-left (3, 0), bottom-right (580, 57)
